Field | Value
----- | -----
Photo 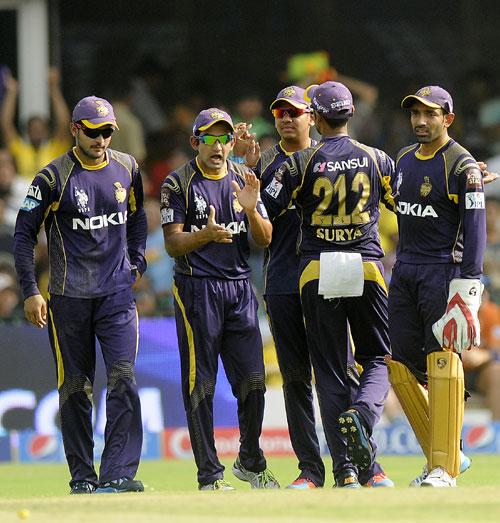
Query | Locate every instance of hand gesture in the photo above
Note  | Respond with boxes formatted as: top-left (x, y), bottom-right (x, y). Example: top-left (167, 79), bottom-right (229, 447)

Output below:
top-left (245, 140), bottom-right (261, 169)
top-left (233, 123), bottom-right (256, 158)
top-left (477, 161), bottom-right (499, 185)
top-left (205, 205), bottom-right (232, 243)
top-left (24, 294), bottom-right (47, 328)
top-left (232, 171), bottom-right (260, 213)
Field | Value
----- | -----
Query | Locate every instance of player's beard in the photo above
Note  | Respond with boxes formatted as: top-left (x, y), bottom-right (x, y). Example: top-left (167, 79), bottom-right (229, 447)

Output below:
top-left (75, 136), bottom-right (107, 163)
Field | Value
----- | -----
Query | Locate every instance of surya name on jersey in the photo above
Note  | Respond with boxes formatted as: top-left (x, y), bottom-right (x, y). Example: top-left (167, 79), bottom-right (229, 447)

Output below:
top-left (72, 210), bottom-right (128, 230)
top-left (316, 226), bottom-right (363, 242)
top-left (190, 220), bottom-right (247, 234)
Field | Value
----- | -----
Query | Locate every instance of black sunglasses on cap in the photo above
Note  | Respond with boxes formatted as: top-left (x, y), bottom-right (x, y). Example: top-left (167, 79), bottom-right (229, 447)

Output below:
top-left (75, 122), bottom-right (115, 139)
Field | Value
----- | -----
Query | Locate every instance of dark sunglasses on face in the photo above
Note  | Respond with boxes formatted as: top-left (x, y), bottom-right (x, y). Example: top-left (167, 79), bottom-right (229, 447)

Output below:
top-left (272, 107), bottom-right (311, 119)
top-left (76, 123), bottom-right (115, 139)
top-left (197, 133), bottom-right (234, 145)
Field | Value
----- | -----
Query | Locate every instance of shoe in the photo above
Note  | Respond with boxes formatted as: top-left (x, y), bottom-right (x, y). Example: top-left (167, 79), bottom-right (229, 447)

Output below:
top-left (409, 451), bottom-right (471, 487)
top-left (338, 410), bottom-right (374, 470)
top-left (363, 473), bottom-right (395, 487)
top-left (199, 479), bottom-right (235, 491)
top-left (70, 480), bottom-right (96, 494)
top-left (286, 477), bottom-right (318, 489)
top-left (334, 469), bottom-right (361, 488)
top-left (232, 457), bottom-right (280, 489)
top-left (95, 477), bottom-right (144, 493)
top-left (421, 467), bottom-right (456, 487)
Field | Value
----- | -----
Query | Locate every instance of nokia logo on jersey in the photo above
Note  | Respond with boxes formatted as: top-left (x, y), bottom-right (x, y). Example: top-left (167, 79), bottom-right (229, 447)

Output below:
top-left (397, 202), bottom-right (438, 217)
top-left (313, 157), bottom-right (368, 173)
top-left (72, 211), bottom-right (128, 230)
top-left (191, 221), bottom-right (247, 234)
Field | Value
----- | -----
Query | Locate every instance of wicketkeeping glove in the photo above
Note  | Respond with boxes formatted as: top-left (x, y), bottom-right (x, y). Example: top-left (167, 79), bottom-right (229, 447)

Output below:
top-left (432, 278), bottom-right (483, 353)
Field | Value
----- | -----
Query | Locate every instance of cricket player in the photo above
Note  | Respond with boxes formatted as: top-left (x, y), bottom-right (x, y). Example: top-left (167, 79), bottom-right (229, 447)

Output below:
top-left (261, 81), bottom-right (394, 488)
top-left (240, 85), bottom-right (393, 488)
top-left (387, 86), bottom-right (486, 487)
top-left (14, 96), bottom-right (147, 494)
top-left (161, 108), bottom-right (279, 490)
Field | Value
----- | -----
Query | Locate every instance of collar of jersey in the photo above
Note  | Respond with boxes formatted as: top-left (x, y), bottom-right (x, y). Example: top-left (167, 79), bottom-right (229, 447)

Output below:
top-left (196, 157), bottom-right (227, 179)
top-left (415, 138), bottom-right (451, 160)
top-left (73, 147), bottom-right (109, 170)
top-left (279, 138), bottom-right (312, 156)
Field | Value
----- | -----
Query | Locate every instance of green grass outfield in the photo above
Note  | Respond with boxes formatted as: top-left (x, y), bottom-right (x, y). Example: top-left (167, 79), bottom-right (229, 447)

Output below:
top-left (1, 455), bottom-right (500, 523)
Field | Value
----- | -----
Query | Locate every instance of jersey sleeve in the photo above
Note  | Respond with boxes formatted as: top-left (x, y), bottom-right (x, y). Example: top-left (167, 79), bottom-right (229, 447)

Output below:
top-left (14, 171), bottom-right (58, 299)
top-left (457, 163), bottom-right (486, 278)
top-left (160, 172), bottom-right (186, 226)
top-left (260, 155), bottom-right (302, 221)
top-left (127, 158), bottom-right (148, 275)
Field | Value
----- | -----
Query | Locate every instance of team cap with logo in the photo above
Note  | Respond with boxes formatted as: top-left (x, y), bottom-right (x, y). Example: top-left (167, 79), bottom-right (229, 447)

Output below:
top-left (192, 108), bottom-right (235, 135)
top-left (72, 96), bottom-right (118, 129)
top-left (401, 86), bottom-right (453, 113)
top-left (270, 86), bottom-right (311, 110)
top-left (306, 81), bottom-right (354, 119)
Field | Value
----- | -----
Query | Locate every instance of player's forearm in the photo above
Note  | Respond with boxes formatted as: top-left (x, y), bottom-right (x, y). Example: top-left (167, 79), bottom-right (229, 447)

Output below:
top-left (460, 213), bottom-right (486, 278)
top-left (127, 208), bottom-right (148, 274)
top-left (164, 228), bottom-right (213, 258)
top-left (13, 232), bottom-right (40, 300)
top-left (246, 209), bottom-right (272, 247)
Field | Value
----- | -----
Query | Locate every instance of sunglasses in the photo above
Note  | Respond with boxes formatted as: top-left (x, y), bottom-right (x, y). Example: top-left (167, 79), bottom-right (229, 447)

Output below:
top-left (76, 123), bottom-right (115, 139)
top-left (272, 107), bottom-right (311, 119)
top-left (197, 133), bottom-right (234, 145)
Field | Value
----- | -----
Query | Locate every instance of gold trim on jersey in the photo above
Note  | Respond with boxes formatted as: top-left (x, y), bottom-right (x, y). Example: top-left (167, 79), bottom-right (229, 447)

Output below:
top-left (299, 260), bottom-right (320, 295)
top-left (195, 157), bottom-right (227, 180)
top-left (363, 261), bottom-right (388, 295)
top-left (48, 300), bottom-right (65, 389)
top-left (72, 147), bottom-right (109, 170)
top-left (173, 282), bottom-right (196, 394)
top-left (415, 138), bottom-right (451, 160)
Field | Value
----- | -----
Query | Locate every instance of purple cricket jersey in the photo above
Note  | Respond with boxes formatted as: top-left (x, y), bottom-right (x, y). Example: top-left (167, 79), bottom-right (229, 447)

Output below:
top-left (14, 148), bottom-right (147, 299)
top-left (261, 135), bottom-right (396, 259)
top-left (256, 140), bottom-right (317, 295)
top-left (160, 158), bottom-right (269, 279)
top-left (394, 139), bottom-right (486, 278)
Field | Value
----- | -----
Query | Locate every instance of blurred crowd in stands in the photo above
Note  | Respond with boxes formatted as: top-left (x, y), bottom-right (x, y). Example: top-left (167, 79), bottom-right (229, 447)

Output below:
top-left (1, 58), bottom-right (500, 418)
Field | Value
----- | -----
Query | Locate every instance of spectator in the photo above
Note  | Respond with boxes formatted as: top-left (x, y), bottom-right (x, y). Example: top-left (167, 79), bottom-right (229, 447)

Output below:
top-left (1, 67), bottom-right (71, 180)
top-left (143, 197), bottom-right (174, 315)
top-left (0, 148), bottom-right (29, 228)
top-left (233, 92), bottom-right (274, 140)
top-left (108, 84), bottom-right (147, 164)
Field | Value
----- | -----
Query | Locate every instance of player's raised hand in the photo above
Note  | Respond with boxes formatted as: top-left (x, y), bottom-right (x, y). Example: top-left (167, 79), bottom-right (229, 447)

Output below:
top-left (206, 205), bottom-right (232, 243)
top-left (233, 123), bottom-right (256, 158)
top-left (24, 294), bottom-right (47, 329)
top-left (232, 171), bottom-right (260, 213)
top-left (477, 161), bottom-right (499, 185)
top-left (245, 140), bottom-right (261, 169)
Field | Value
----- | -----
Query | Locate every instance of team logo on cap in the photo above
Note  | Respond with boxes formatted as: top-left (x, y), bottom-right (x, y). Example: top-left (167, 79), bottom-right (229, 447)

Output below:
top-left (416, 87), bottom-right (432, 97)
top-left (94, 100), bottom-right (109, 117)
top-left (233, 192), bottom-right (243, 213)
top-left (114, 181), bottom-right (127, 203)
top-left (210, 111), bottom-right (225, 119)
top-left (282, 87), bottom-right (296, 97)
top-left (420, 176), bottom-right (432, 197)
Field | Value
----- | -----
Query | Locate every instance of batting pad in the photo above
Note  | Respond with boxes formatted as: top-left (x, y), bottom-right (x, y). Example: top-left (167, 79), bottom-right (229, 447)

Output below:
top-left (428, 351), bottom-right (464, 477)
top-left (386, 357), bottom-right (430, 460)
